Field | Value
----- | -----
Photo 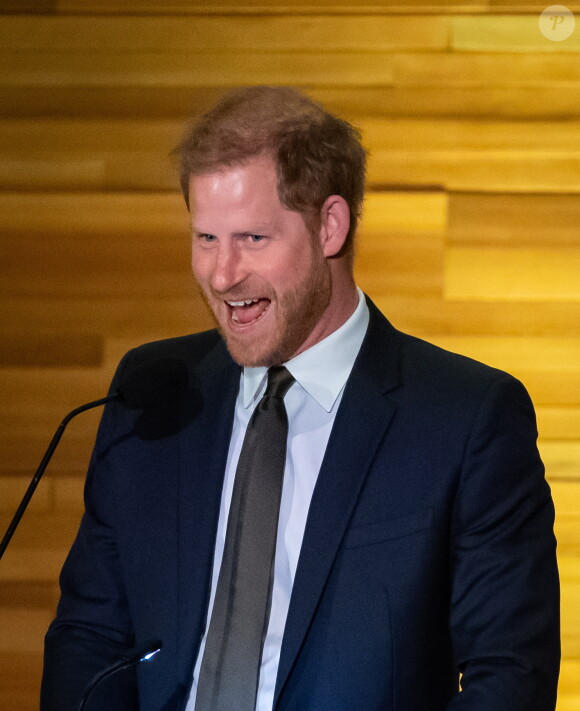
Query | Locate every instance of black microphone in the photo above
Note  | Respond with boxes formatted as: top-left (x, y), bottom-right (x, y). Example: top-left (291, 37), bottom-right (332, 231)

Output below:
top-left (77, 639), bottom-right (162, 711)
top-left (0, 358), bottom-right (188, 560)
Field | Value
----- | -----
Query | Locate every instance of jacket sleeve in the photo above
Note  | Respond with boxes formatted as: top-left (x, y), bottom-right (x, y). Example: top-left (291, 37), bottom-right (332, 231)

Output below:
top-left (41, 353), bottom-right (139, 711)
top-left (446, 374), bottom-right (560, 710)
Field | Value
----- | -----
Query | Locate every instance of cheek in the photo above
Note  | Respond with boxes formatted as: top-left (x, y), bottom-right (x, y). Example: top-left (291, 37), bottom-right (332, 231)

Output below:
top-left (191, 249), bottom-right (209, 283)
top-left (269, 244), bottom-right (315, 284)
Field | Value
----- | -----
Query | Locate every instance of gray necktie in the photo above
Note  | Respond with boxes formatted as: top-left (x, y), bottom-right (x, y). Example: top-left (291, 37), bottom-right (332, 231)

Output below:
top-left (195, 366), bottom-right (295, 711)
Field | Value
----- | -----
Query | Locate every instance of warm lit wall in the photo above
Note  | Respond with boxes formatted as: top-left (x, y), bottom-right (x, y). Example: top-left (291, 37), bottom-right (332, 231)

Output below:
top-left (0, 2), bottom-right (578, 709)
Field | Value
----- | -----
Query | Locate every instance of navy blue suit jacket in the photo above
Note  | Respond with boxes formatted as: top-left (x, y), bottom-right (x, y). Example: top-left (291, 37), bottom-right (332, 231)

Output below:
top-left (42, 298), bottom-right (560, 710)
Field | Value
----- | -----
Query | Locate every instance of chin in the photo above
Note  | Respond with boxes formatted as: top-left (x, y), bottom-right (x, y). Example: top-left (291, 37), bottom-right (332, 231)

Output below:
top-left (223, 337), bottom-right (282, 368)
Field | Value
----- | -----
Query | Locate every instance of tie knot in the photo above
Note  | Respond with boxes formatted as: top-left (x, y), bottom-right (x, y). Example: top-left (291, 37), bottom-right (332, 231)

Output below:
top-left (264, 366), bottom-right (294, 400)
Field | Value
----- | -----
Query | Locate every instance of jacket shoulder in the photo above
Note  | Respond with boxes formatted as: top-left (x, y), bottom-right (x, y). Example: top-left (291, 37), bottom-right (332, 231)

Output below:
top-left (365, 298), bottom-right (526, 404)
top-left (113, 329), bottom-right (234, 386)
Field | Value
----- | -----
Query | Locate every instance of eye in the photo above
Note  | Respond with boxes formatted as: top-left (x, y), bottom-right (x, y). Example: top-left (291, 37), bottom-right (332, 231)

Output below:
top-left (198, 233), bottom-right (217, 243)
top-left (248, 234), bottom-right (266, 243)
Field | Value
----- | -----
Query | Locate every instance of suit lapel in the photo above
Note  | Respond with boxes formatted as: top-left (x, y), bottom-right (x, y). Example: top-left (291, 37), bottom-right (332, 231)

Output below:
top-left (274, 300), bottom-right (401, 704)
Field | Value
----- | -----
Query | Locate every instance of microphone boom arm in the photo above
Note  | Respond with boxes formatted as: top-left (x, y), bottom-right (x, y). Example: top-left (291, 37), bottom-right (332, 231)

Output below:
top-left (77, 639), bottom-right (162, 711)
top-left (0, 393), bottom-right (119, 560)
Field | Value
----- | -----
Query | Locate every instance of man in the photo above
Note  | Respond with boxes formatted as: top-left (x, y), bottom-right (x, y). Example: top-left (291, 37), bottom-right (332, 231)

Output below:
top-left (42, 86), bottom-right (560, 710)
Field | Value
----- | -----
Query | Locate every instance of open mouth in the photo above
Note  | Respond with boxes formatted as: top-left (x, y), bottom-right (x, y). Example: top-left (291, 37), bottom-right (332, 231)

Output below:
top-left (226, 298), bottom-right (271, 326)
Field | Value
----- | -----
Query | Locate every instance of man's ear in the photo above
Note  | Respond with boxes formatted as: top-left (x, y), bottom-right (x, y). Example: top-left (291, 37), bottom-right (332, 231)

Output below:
top-left (319, 195), bottom-right (351, 257)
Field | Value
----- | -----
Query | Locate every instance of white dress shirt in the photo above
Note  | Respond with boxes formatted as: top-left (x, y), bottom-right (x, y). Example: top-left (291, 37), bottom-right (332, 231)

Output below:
top-left (186, 288), bottom-right (369, 711)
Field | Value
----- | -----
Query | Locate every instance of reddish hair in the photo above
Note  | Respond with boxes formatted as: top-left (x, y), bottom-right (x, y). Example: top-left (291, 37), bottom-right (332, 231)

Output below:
top-left (176, 86), bottom-right (367, 251)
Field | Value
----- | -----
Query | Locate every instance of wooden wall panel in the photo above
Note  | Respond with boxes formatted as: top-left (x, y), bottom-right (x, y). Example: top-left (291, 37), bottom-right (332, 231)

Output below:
top-left (0, 51), bottom-right (398, 88)
top-left (4, 85), bottom-right (580, 120)
top-left (0, 5), bottom-right (579, 710)
top-left (0, 15), bottom-right (450, 50)
top-left (445, 247), bottom-right (580, 300)
top-left (449, 193), bottom-right (580, 246)
top-left (561, 557), bottom-right (580, 659)
top-left (54, 0), bottom-right (491, 13)
top-left (5, 118), bottom-right (580, 192)
top-left (453, 14), bottom-right (580, 50)
top-left (537, 407), bottom-right (580, 440)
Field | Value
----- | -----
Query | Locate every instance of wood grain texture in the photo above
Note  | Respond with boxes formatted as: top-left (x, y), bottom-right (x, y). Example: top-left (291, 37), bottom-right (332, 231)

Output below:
top-left (541, 442), bottom-right (580, 479)
top-left (536, 407), bottom-right (580, 440)
top-left (7, 119), bottom-right (580, 192)
top-left (445, 247), bottom-right (580, 300)
top-left (560, 555), bottom-right (580, 657)
top-left (0, 334), bottom-right (103, 367)
top-left (0, 0), bottom-right (55, 11)
top-left (54, 0), bottom-right (489, 13)
top-left (0, 3), bottom-right (578, 708)
top-left (0, 15), bottom-right (450, 50)
top-left (0, 51), bottom-right (396, 88)
top-left (452, 14), bottom-right (580, 51)
top-left (449, 193), bottom-right (580, 246)
top-left (3, 86), bottom-right (580, 120)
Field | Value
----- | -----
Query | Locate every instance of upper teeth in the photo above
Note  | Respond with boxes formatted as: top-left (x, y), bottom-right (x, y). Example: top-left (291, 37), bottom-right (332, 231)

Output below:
top-left (227, 299), bottom-right (259, 306)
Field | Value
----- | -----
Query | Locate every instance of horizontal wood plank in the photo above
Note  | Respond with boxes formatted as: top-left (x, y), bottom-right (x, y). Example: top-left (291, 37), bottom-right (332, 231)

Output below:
top-left (0, 511), bottom-right (84, 549)
top-left (0, 334), bottom-right (103, 367)
top-left (0, 368), bottom-right (117, 419)
top-left (362, 118), bottom-right (580, 150)
top-left (536, 407), bottom-right (580, 440)
top-left (6, 118), bottom-right (580, 192)
top-left (0, 607), bottom-right (53, 653)
top-left (0, 15), bottom-right (449, 51)
top-left (0, 652), bottom-right (44, 693)
top-left (0, 434), bottom-right (97, 475)
top-left (0, 51), bottom-right (396, 88)
top-left (560, 661), bottom-right (580, 695)
top-left (0, 581), bottom-right (57, 609)
top-left (0, 192), bottom-right (189, 236)
top-left (356, 233), bottom-right (443, 296)
top-left (361, 295), bottom-right (580, 337)
top-left (54, 0), bottom-right (490, 13)
top-left (369, 149), bottom-right (580, 192)
top-left (363, 191), bottom-right (447, 232)
top-left (0, 545), bottom-right (75, 583)
top-left (560, 555), bottom-right (580, 657)
top-left (2, 86), bottom-right (580, 120)
top-left (393, 52), bottom-right (580, 87)
top-left (449, 193), bottom-right (580, 246)
top-left (453, 14), bottom-right (580, 51)
top-left (0, 0), bottom-right (55, 11)
top-left (541, 442), bottom-right (580, 480)
top-left (552, 481), bottom-right (580, 520)
top-left (425, 336), bottom-right (580, 378)
top-left (0, 475), bottom-right (52, 514)
top-left (0, 296), bottom-right (211, 339)
top-left (4, 148), bottom-right (580, 193)
top-left (54, 0), bottom-right (578, 11)
top-left (445, 247), bottom-right (580, 300)
top-left (0, 51), bottom-right (579, 93)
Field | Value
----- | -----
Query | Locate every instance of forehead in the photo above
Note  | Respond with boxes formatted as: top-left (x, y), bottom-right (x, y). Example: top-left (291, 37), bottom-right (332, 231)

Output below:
top-left (188, 156), bottom-right (282, 219)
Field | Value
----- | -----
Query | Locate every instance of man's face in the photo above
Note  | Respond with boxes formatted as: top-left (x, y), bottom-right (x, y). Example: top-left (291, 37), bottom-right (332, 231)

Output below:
top-left (190, 156), bottom-right (332, 367)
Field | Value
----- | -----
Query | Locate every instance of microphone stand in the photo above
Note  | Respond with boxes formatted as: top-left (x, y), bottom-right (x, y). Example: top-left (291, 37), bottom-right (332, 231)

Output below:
top-left (0, 394), bottom-right (118, 560)
top-left (78, 640), bottom-right (162, 711)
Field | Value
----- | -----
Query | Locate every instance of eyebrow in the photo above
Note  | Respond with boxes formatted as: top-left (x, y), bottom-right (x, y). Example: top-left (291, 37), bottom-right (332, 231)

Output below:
top-left (232, 230), bottom-right (269, 238)
top-left (193, 228), bottom-right (271, 238)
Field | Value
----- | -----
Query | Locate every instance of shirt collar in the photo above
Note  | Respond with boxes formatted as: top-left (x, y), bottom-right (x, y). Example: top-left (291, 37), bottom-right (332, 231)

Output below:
top-left (242, 287), bottom-right (369, 412)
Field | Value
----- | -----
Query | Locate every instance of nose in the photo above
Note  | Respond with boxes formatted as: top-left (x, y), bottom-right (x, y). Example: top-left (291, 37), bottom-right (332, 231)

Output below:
top-left (209, 240), bottom-right (244, 294)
